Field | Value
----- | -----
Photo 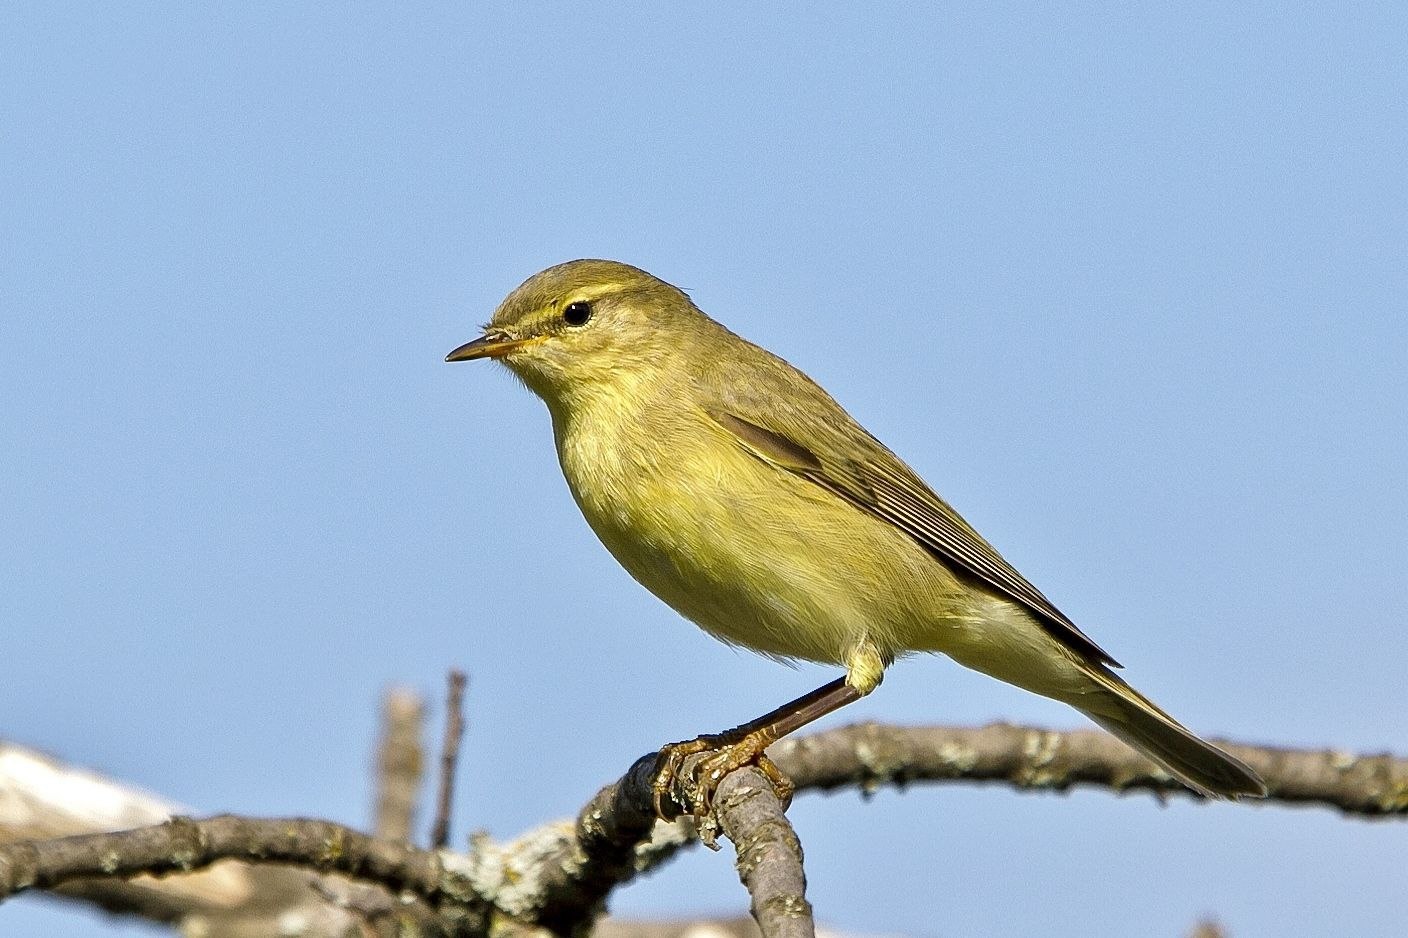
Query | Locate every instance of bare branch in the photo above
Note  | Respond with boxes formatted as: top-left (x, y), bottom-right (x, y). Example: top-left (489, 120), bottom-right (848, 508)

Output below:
top-left (0, 750), bottom-right (671, 936)
top-left (372, 687), bottom-right (425, 844)
top-left (2, 724), bottom-right (1401, 935)
top-left (485, 752), bottom-right (679, 934)
top-left (713, 768), bottom-right (814, 938)
top-left (768, 722), bottom-right (1408, 815)
top-left (0, 814), bottom-right (491, 934)
top-left (431, 670), bottom-right (469, 850)
top-left (0, 741), bottom-right (250, 921)
top-left (0, 742), bottom-right (379, 935)
top-left (387, 722), bottom-right (1408, 934)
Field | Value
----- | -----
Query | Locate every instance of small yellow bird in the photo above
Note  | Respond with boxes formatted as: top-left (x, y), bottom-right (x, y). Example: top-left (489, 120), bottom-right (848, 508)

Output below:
top-left (447, 259), bottom-right (1265, 813)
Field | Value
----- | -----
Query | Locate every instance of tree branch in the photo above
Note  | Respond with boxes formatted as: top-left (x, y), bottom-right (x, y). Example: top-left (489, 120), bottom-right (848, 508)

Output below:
top-left (0, 815), bottom-right (491, 934)
top-left (768, 722), bottom-right (1408, 815)
top-left (517, 722), bottom-right (1408, 929)
top-left (482, 752), bottom-right (681, 934)
top-left (372, 687), bottom-right (425, 844)
top-left (713, 768), bottom-right (814, 938)
top-left (2, 723), bottom-right (1402, 935)
top-left (0, 741), bottom-right (388, 936)
top-left (431, 670), bottom-right (469, 850)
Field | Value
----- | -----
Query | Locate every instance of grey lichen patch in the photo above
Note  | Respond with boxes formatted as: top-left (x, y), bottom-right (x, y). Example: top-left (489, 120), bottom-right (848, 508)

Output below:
top-left (460, 822), bottom-right (578, 918)
top-left (99, 849), bottom-right (123, 875)
top-left (1325, 752), bottom-right (1408, 813)
top-left (439, 842), bottom-right (491, 906)
top-left (1018, 730), bottom-right (1064, 787)
top-left (854, 737), bottom-right (906, 793)
top-left (731, 821), bottom-right (804, 888)
top-left (1378, 778), bottom-right (1408, 813)
top-left (696, 814), bottom-right (723, 850)
top-left (576, 805), bottom-right (610, 843)
top-left (169, 844), bottom-right (200, 872)
top-left (935, 739), bottom-right (980, 774)
top-left (715, 779), bottom-right (763, 812)
top-left (757, 892), bottom-right (812, 919)
top-left (318, 826), bottom-right (347, 866)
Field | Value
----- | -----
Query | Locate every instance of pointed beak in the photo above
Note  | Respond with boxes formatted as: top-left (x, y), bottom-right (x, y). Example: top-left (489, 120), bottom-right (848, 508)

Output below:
top-left (444, 332), bottom-right (535, 362)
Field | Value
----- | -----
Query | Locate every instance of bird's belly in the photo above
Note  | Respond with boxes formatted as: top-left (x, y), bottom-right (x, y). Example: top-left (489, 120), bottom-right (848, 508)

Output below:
top-left (556, 418), bottom-right (972, 664)
top-left (582, 490), bottom-right (866, 662)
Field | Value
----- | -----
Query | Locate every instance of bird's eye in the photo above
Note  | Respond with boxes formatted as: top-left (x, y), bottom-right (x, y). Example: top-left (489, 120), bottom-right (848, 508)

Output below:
top-left (562, 301), bottom-right (593, 327)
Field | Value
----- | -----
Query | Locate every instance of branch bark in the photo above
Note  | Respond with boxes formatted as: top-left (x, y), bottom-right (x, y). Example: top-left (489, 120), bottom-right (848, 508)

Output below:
top-left (0, 741), bottom-right (380, 936)
top-left (0, 815), bottom-right (490, 934)
top-left (713, 768), bottom-right (814, 938)
top-left (372, 687), bottom-right (425, 844)
top-left (2, 723), bottom-right (1403, 936)
top-left (431, 670), bottom-right (469, 850)
top-left (769, 722), bottom-right (1408, 815)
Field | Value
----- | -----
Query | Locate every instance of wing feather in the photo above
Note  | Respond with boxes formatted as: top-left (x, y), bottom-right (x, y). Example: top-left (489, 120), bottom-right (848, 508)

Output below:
top-left (706, 406), bottom-right (1119, 668)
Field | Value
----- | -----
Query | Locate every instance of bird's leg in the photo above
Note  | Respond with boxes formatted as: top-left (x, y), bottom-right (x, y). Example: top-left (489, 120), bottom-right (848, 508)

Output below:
top-left (653, 643), bottom-right (886, 824)
top-left (652, 677), bottom-right (857, 819)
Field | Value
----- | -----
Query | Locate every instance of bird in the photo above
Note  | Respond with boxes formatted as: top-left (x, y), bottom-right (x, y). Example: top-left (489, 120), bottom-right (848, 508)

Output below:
top-left (446, 258), bottom-right (1265, 816)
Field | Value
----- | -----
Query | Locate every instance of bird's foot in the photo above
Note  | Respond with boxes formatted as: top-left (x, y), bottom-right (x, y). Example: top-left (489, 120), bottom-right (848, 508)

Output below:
top-left (652, 730), bottom-right (795, 846)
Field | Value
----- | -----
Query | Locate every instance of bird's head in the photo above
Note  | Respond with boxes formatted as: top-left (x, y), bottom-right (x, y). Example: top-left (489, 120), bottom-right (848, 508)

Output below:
top-left (446, 259), bottom-right (706, 407)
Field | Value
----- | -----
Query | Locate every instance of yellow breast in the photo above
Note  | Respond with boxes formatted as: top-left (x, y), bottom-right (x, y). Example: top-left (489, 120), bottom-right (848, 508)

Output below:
top-left (548, 385), bottom-right (969, 665)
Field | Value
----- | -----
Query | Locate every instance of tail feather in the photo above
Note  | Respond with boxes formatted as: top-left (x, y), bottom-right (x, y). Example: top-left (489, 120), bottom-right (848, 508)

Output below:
top-left (1076, 665), bottom-right (1266, 798)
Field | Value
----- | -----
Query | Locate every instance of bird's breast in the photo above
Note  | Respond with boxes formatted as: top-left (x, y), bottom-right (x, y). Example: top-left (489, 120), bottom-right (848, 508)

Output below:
top-left (549, 394), bottom-right (963, 665)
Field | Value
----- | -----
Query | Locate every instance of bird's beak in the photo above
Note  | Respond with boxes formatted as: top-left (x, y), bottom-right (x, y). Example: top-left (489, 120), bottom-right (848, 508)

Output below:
top-left (444, 332), bottom-right (534, 362)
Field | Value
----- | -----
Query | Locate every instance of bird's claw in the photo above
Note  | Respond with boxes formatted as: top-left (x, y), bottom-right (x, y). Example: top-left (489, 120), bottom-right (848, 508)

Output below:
top-left (652, 734), bottom-right (718, 821)
top-left (652, 732), bottom-right (795, 845)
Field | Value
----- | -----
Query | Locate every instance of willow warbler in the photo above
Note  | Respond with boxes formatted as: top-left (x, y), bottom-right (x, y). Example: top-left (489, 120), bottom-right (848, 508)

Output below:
top-left (447, 259), bottom-right (1265, 811)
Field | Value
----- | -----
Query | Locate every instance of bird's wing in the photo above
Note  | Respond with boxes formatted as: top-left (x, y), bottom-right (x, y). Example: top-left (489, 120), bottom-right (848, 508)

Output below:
top-left (706, 406), bottom-right (1120, 668)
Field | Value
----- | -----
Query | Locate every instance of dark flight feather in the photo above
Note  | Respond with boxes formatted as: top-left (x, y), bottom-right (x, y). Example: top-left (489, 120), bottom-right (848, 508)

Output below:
top-left (707, 407), bottom-right (1120, 668)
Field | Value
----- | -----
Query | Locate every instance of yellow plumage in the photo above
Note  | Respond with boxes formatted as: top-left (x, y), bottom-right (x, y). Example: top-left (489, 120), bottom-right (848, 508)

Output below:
top-left (447, 258), bottom-right (1265, 799)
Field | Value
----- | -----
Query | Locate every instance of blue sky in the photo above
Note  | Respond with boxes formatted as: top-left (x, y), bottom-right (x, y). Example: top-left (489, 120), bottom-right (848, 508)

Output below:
top-left (3, 4), bottom-right (1405, 936)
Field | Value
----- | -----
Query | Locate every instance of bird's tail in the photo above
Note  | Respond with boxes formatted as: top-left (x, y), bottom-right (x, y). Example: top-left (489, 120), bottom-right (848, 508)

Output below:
top-left (1072, 663), bottom-right (1266, 798)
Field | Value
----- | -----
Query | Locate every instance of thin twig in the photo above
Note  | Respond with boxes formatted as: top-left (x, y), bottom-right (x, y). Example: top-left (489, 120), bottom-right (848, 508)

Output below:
top-left (713, 768), bottom-right (814, 938)
top-left (431, 669), bottom-right (469, 850)
top-left (372, 687), bottom-right (426, 844)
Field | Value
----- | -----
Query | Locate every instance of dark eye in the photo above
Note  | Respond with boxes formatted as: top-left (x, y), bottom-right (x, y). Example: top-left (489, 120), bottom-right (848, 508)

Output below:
top-left (563, 301), bottom-right (593, 326)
